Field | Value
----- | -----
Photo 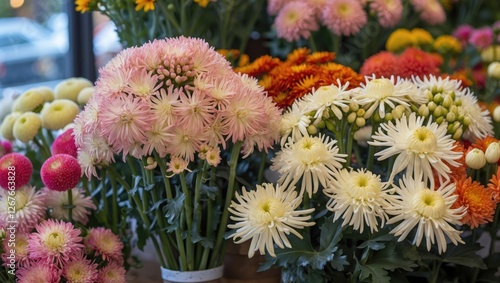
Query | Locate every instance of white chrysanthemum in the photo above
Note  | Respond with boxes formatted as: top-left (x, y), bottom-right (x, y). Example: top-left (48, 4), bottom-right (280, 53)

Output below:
top-left (353, 125), bottom-right (373, 147)
top-left (279, 99), bottom-right (311, 146)
top-left (228, 183), bottom-right (315, 258)
top-left (271, 134), bottom-right (347, 197)
top-left (355, 76), bottom-right (416, 119)
top-left (302, 82), bottom-right (350, 121)
top-left (457, 90), bottom-right (493, 140)
top-left (43, 187), bottom-right (96, 225)
top-left (386, 175), bottom-right (466, 254)
top-left (369, 112), bottom-right (462, 188)
top-left (324, 168), bottom-right (393, 233)
top-left (412, 75), bottom-right (465, 97)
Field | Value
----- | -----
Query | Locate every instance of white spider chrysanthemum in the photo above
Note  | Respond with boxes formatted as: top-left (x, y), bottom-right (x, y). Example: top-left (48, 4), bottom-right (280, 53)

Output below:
top-left (457, 89), bottom-right (493, 140)
top-left (279, 99), bottom-right (311, 146)
top-left (228, 183), bottom-right (315, 258)
top-left (412, 75), bottom-right (466, 97)
top-left (354, 76), bottom-right (416, 119)
top-left (386, 175), bottom-right (466, 254)
top-left (369, 112), bottom-right (462, 188)
top-left (271, 134), bottom-right (347, 197)
top-left (302, 82), bottom-right (351, 121)
top-left (324, 168), bottom-right (393, 233)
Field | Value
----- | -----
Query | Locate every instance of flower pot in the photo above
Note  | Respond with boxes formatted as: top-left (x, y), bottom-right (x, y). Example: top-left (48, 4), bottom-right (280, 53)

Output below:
top-left (222, 241), bottom-right (281, 283)
top-left (161, 265), bottom-right (224, 283)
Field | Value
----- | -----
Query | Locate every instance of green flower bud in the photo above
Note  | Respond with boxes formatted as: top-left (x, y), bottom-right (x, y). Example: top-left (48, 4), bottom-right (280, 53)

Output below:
top-left (418, 105), bottom-right (430, 117)
top-left (446, 112), bottom-right (456, 123)
top-left (463, 116), bottom-right (471, 127)
top-left (442, 94), bottom-right (454, 108)
top-left (433, 106), bottom-right (444, 118)
top-left (325, 119), bottom-right (335, 131)
top-left (452, 128), bottom-right (463, 140)
top-left (307, 125), bottom-right (318, 135)
top-left (433, 93), bottom-right (443, 104)
top-left (349, 101), bottom-right (359, 112)
top-left (347, 112), bottom-right (357, 124)
top-left (424, 89), bottom-right (433, 101)
top-left (356, 117), bottom-right (366, 127)
top-left (384, 113), bottom-right (393, 121)
top-left (317, 120), bottom-right (326, 129)
top-left (428, 101), bottom-right (437, 112)
top-left (356, 108), bottom-right (365, 117)
top-left (435, 116), bottom-right (444, 124)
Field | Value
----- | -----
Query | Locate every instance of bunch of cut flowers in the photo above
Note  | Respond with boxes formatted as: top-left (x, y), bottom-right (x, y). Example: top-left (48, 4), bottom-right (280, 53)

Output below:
top-left (73, 36), bottom-right (282, 275)
top-left (0, 152), bottom-right (127, 283)
top-left (226, 73), bottom-right (500, 283)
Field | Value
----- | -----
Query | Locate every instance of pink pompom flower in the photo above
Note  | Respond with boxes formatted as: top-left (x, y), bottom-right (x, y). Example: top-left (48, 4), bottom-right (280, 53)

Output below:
top-left (41, 154), bottom-right (81, 192)
top-left (51, 128), bottom-right (78, 157)
top-left (469, 27), bottom-right (494, 50)
top-left (0, 153), bottom-right (33, 190)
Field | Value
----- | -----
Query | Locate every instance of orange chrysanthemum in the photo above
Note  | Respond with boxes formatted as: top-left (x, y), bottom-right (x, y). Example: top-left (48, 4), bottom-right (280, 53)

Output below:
top-left (487, 167), bottom-right (500, 203)
top-left (234, 55), bottom-right (281, 78)
top-left (321, 63), bottom-right (364, 88)
top-left (442, 71), bottom-right (473, 88)
top-left (285, 48), bottom-right (310, 65)
top-left (452, 176), bottom-right (496, 229)
top-left (360, 51), bottom-right (399, 78)
top-left (396, 47), bottom-right (440, 79)
top-left (306, 51), bottom-right (336, 64)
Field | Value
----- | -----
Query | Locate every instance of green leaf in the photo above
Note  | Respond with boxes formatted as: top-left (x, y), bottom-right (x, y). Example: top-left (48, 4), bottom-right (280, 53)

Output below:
top-left (163, 192), bottom-right (185, 232)
top-left (440, 244), bottom-right (487, 269)
top-left (357, 233), bottom-right (394, 251)
top-left (200, 184), bottom-right (219, 200)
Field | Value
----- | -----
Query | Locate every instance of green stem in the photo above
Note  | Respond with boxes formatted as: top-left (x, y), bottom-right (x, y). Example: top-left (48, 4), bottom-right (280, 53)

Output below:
top-left (345, 127), bottom-right (355, 167)
top-left (193, 161), bottom-right (206, 268)
top-left (488, 205), bottom-right (500, 267)
top-left (67, 189), bottom-right (74, 223)
top-left (109, 170), bottom-right (119, 234)
top-left (180, 171), bottom-right (195, 270)
top-left (429, 261), bottom-right (442, 283)
top-left (209, 141), bottom-right (243, 268)
top-left (257, 150), bottom-right (267, 184)
top-left (199, 166), bottom-right (217, 270)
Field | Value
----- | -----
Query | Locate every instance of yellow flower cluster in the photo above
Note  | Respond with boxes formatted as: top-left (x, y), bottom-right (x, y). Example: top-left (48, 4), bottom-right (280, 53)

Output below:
top-left (386, 28), bottom-right (461, 55)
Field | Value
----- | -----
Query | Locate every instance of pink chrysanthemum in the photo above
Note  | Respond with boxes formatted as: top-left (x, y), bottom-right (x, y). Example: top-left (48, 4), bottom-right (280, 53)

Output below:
top-left (176, 89), bottom-right (216, 130)
top-left (410, 0), bottom-right (446, 25)
top-left (28, 219), bottom-right (84, 266)
top-left (42, 187), bottom-right (96, 225)
top-left (124, 67), bottom-right (161, 98)
top-left (453, 24), bottom-right (474, 46)
top-left (167, 125), bottom-right (204, 161)
top-left (274, 1), bottom-right (319, 42)
top-left (62, 252), bottom-right (99, 283)
top-left (41, 154), bottom-right (81, 192)
top-left (0, 140), bottom-right (12, 157)
top-left (0, 185), bottom-right (45, 232)
top-left (370, 0), bottom-right (403, 28)
top-left (85, 227), bottom-right (124, 262)
top-left (469, 27), bottom-right (494, 50)
top-left (0, 153), bottom-right (33, 190)
top-left (16, 260), bottom-right (61, 283)
top-left (267, 0), bottom-right (288, 16)
top-left (2, 232), bottom-right (30, 267)
top-left (97, 262), bottom-right (127, 283)
top-left (321, 0), bottom-right (367, 36)
top-left (51, 128), bottom-right (78, 157)
top-left (99, 95), bottom-right (153, 157)
top-left (360, 51), bottom-right (399, 78)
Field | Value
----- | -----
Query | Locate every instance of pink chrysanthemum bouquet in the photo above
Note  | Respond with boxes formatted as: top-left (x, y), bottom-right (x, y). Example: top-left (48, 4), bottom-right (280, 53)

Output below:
top-left (74, 36), bottom-right (281, 272)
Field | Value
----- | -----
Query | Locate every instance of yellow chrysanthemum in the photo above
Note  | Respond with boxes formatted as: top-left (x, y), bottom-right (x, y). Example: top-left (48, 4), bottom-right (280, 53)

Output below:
top-left (194, 0), bottom-right (214, 7)
top-left (55, 77), bottom-right (93, 102)
top-left (77, 86), bottom-right (94, 105)
top-left (135, 0), bottom-right (156, 11)
top-left (410, 28), bottom-right (434, 48)
top-left (37, 86), bottom-right (55, 102)
top-left (433, 35), bottom-right (462, 54)
top-left (0, 112), bottom-right (21, 140)
top-left (13, 112), bottom-right (42, 143)
top-left (12, 88), bottom-right (45, 113)
top-left (40, 99), bottom-right (80, 130)
top-left (75, 0), bottom-right (91, 13)
top-left (386, 29), bottom-right (413, 53)
top-left (480, 45), bottom-right (500, 63)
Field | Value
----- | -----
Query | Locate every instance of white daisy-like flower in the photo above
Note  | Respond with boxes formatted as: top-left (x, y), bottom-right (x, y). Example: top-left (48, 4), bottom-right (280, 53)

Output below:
top-left (279, 99), bottom-right (311, 146)
top-left (324, 168), bottom-right (393, 233)
top-left (386, 175), bottom-right (466, 254)
top-left (302, 82), bottom-right (351, 121)
top-left (0, 185), bottom-right (45, 232)
top-left (457, 89), bottom-right (493, 140)
top-left (412, 75), bottom-right (466, 98)
top-left (227, 183), bottom-right (315, 258)
top-left (271, 134), bottom-right (347, 197)
top-left (354, 76), bottom-right (416, 119)
top-left (42, 187), bottom-right (96, 225)
top-left (369, 112), bottom-right (462, 188)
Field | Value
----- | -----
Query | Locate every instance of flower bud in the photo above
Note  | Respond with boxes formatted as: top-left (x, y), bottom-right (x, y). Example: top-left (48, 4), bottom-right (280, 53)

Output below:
top-left (355, 117), bottom-right (366, 127)
top-left (347, 112), bottom-right (357, 124)
top-left (442, 94), bottom-right (454, 108)
top-left (487, 62), bottom-right (500, 79)
top-left (485, 142), bottom-right (500, 163)
top-left (493, 106), bottom-right (500, 122)
top-left (307, 125), bottom-right (318, 135)
top-left (418, 105), bottom-right (429, 117)
top-left (466, 148), bottom-right (486, 169)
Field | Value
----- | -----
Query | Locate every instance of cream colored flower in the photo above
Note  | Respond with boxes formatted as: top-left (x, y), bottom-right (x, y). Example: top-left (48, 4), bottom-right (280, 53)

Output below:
top-left (302, 82), bottom-right (350, 121)
top-left (12, 88), bottom-right (45, 113)
top-left (0, 112), bottom-right (21, 140)
top-left (37, 86), bottom-right (55, 102)
top-left (279, 99), bottom-right (311, 146)
top-left (40, 99), bottom-right (80, 130)
top-left (355, 76), bottom-right (417, 119)
top-left (13, 112), bottom-right (42, 142)
top-left (324, 168), bottom-right (393, 233)
top-left (466, 148), bottom-right (486, 169)
top-left (77, 87), bottom-right (94, 105)
top-left (485, 142), bottom-right (500, 164)
top-left (55, 77), bottom-right (93, 102)
top-left (487, 62), bottom-right (500, 79)
top-left (386, 175), bottom-right (466, 254)
top-left (228, 183), bottom-right (315, 258)
top-left (271, 134), bottom-right (347, 197)
top-left (369, 112), bottom-right (462, 188)
top-left (457, 90), bottom-right (493, 140)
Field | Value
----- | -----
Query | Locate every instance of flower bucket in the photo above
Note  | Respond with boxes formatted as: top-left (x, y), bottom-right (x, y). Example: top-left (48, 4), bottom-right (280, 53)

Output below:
top-left (222, 241), bottom-right (281, 283)
top-left (161, 265), bottom-right (224, 283)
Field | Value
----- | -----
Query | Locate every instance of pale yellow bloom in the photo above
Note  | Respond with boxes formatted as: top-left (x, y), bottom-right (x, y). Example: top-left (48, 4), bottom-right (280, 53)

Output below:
top-left (135, 0), bottom-right (156, 11)
top-left (13, 112), bottom-right (42, 142)
top-left (40, 99), bottom-right (80, 130)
